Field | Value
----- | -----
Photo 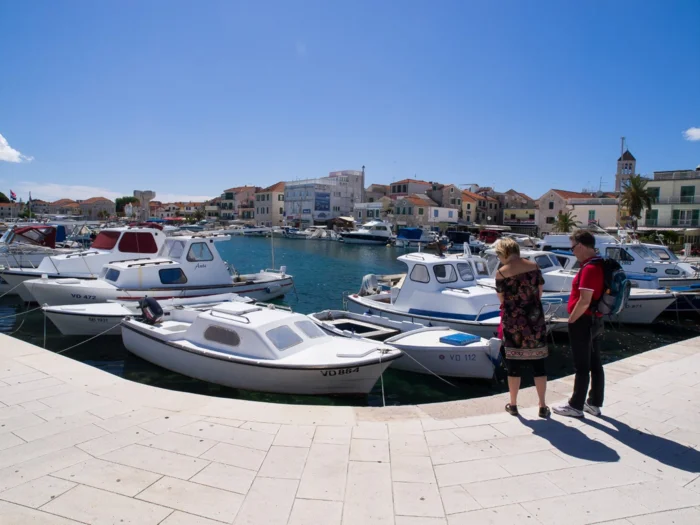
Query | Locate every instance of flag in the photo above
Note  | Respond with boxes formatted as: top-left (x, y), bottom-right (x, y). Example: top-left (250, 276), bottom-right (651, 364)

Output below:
top-left (9, 190), bottom-right (16, 201)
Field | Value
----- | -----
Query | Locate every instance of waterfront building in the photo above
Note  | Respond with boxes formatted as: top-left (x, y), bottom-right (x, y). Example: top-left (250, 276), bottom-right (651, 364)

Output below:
top-left (220, 186), bottom-right (259, 221)
top-left (254, 182), bottom-right (285, 227)
top-left (393, 194), bottom-right (458, 227)
top-left (499, 189), bottom-right (538, 235)
top-left (642, 166), bottom-right (700, 244)
top-left (427, 183), bottom-right (463, 210)
top-left (365, 183), bottom-right (390, 203)
top-left (536, 189), bottom-right (618, 234)
top-left (77, 197), bottom-right (115, 220)
top-left (285, 171), bottom-right (363, 227)
top-left (389, 178), bottom-right (432, 199)
top-left (353, 197), bottom-right (392, 223)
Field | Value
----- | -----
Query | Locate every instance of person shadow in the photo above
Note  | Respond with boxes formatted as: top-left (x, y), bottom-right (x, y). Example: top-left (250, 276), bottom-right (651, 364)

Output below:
top-left (581, 415), bottom-right (700, 472)
top-left (516, 415), bottom-right (620, 463)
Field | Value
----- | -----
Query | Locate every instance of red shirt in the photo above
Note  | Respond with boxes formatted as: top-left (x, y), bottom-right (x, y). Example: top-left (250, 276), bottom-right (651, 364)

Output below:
top-left (567, 257), bottom-right (605, 316)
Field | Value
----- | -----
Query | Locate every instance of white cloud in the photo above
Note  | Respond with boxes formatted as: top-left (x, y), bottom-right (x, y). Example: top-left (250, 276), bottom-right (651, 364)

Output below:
top-left (683, 127), bottom-right (700, 141)
top-left (13, 182), bottom-right (214, 203)
top-left (0, 133), bottom-right (33, 163)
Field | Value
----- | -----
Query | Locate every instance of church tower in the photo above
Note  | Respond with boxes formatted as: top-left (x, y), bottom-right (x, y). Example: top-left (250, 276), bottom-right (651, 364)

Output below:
top-left (615, 138), bottom-right (636, 192)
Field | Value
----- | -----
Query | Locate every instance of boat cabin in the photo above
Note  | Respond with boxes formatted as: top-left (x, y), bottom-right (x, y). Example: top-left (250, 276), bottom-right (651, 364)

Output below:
top-left (390, 252), bottom-right (491, 309)
top-left (99, 234), bottom-right (232, 289)
top-left (185, 302), bottom-right (332, 360)
top-left (1, 225), bottom-right (60, 249)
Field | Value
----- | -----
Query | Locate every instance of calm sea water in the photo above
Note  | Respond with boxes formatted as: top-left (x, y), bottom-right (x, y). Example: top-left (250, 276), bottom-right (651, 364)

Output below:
top-left (2, 236), bottom-right (699, 407)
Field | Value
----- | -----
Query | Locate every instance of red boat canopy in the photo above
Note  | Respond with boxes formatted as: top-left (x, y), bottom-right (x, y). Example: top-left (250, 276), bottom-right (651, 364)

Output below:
top-left (12, 226), bottom-right (57, 249)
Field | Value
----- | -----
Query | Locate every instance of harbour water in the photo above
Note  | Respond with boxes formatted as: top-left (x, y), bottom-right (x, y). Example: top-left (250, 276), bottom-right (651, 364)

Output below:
top-left (1, 236), bottom-right (699, 407)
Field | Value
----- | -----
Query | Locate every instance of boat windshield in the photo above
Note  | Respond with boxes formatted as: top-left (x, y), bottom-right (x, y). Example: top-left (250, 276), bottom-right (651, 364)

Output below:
top-left (266, 325), bottom-right (303, 351)
top-left (91, 231), bottom-right (120, 250)
top-left (629, 245), bottom-right (655, 260)
top-left (649, 247), bottom-right (678, 261)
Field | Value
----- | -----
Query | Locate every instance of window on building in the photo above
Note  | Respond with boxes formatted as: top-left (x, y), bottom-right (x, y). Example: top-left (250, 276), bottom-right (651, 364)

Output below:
top-left (546, 217), bottom-right (555, 224)
top-left (358, 211), bottom-right (362, 218)
top-left (680, 186), bottom-right (696, 203)
top-left (647, 187), bottom-right (659, 203)
top-left (448, 210), bottom-right (454, 218)
top-left (588, 210), bottom-right (596, 222)
top-left (279, 207), bottom-right (284, 214)
top-left (408, 207), bottom-right (412, 215)
top-left (548, 201), bottom-right (554, 209)
top-left (418, 208), bottom-right (424, 215)
top-left (467, 203), bottom-right (471, 210)
top-left (402, 184), bottom-right (407, 193)
top-left (433, 209), bottom-right (438, 218)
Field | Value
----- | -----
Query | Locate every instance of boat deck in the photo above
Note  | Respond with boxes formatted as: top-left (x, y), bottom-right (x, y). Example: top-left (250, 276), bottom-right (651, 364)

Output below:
top-left (0, 333), bottom-right (699, 524)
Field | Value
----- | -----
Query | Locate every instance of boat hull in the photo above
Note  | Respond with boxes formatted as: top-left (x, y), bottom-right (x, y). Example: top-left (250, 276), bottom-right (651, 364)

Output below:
top-left (121, 323), bottom-right (394, 395)
top-left (45, 308), bottom-right (125, 336)
top-left (340, 234), bottom-right (392, 245)
top-left (26, 276), bottom-right (293, 306)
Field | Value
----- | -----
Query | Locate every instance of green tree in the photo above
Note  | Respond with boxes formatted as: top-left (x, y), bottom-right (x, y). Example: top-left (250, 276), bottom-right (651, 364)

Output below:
top-left (115, 196), bottom-right (140, 214)
top-left (0, 192), bottom-right (9, 204)
top-left (553, 211), bottom-right (581, 233)
top-left (620, 175), bottom-right (654, 229)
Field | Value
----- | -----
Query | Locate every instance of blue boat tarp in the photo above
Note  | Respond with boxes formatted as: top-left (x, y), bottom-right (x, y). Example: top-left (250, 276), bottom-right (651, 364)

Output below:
top-left (397, 228), bottom-right (424, 240)
top-left (147, 217), bottom-right (165, 223)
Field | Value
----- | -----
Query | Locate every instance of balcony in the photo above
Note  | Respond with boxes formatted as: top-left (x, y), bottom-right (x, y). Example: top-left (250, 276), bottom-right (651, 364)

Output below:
top-left (654, 196), bottom-right (697, 205)
top-left (642, 218), bottom-right (699, 228)
top-left (672, 219), bottom-right (699, 227)
top-left (503, 218), bottom-right (536, 225)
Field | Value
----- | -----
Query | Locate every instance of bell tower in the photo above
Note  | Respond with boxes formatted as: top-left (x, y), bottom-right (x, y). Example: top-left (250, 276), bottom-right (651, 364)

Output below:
top-left (615, 137), bottom-right (636, 192)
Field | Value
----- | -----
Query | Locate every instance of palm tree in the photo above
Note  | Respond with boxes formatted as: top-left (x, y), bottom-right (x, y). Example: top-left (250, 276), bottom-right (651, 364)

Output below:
top-left (553, 211), bottom-right (580, 233)
top-left (620, 175), bottom-right (654, 229)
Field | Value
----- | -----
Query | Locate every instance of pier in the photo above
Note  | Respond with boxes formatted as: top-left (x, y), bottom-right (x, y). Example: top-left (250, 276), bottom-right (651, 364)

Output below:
top-left (0, 333), bottom-right (699, 524)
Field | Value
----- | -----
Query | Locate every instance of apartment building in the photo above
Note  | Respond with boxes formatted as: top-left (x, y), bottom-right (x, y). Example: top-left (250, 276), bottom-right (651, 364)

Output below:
top-left (254, 182), bottom-right (285, 227)
top-left (285, 171), bottom-right (363, 227)
top-left (393, 194), bottom-right (458, 227)
top-left (644, 166), bottom-right (700, 230)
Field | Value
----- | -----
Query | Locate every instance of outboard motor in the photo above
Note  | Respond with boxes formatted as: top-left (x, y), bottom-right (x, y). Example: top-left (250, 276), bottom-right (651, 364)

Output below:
top-left (139, 297), bottom-right (164, 325)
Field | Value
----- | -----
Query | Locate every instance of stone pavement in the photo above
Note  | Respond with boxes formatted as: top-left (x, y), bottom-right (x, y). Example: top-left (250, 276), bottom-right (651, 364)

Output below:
top-left (0, 333), bottom-right (699, 525)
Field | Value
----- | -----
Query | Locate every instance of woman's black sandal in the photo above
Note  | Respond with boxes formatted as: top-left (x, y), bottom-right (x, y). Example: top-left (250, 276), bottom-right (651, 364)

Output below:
top-left (505, 403), bottom-right (518, 416)
top-left (538, 406), bottom-right (551, 418)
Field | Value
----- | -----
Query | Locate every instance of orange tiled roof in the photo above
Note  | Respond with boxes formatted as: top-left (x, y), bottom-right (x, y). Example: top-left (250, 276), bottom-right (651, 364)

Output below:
top-left (81, 197), bottom-right (113, 205)
top-left (223, 185), bottom-right (257, 193)
top-left (399, 194), bottom-right (438, 207)
top-left (391, 178), bottom-right (433, 186)
top-left (51, 198), bottom-right (77, 206)
top-left (258, 181), bottom-right (285, 193)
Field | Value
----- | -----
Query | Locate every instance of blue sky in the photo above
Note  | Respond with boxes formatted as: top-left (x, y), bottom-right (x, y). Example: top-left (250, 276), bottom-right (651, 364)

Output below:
top-left (1, 0), bottom-right (698, 203)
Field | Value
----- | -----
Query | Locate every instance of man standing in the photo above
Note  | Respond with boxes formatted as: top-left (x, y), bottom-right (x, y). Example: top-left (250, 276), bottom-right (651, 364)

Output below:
top-left (553, 230), bottom-right (605, 418)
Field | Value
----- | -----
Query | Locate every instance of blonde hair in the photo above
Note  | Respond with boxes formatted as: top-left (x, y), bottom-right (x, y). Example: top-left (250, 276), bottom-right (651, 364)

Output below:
top-left (494, 237), bottom-right (520, 260)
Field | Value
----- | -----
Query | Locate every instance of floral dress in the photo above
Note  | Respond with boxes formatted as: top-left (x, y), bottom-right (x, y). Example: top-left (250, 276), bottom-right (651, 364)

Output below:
top-left (495, 269), bottom-right (548, 360)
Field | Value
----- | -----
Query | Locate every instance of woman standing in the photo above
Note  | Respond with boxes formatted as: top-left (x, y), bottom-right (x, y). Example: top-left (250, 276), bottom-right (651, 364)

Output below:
top-left (495, 238), bottom-right (550, 418)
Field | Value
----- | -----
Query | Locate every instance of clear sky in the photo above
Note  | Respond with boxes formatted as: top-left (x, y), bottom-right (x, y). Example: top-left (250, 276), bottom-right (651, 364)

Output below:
top-left (1, 0), bottom-right (698, 203)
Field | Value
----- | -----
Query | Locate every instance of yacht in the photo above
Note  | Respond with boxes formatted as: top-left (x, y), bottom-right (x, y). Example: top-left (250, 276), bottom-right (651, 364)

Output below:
top-left (121, 301), bottom-right (402, 395)
top-left (24, 233), bottom-right (294, 306)
top-left (0, 226), bottom-right (167, 302)
top-left (339, 220), bottom-right (394, 245)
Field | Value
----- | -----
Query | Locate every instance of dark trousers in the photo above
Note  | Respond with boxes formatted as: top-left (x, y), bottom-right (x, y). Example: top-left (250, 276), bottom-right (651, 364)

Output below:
top-left (568, 315), bottom-right (604, 410)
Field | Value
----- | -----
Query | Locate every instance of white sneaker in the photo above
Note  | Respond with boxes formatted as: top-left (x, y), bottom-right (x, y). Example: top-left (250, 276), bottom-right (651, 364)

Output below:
top-left (553, 403), bottom-right (584, 418)
top-left (583, 403), bottom-right (601, 417)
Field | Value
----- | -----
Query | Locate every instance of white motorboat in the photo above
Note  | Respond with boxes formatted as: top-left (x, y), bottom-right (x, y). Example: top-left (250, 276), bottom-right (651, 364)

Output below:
top-left (25, 233), bottom-right (294, 306)
top-left (0, 226), bottom-right (167, 301)
top-left (339, 220), bottom-right (394, 245)
top-left (347, 252), bottom-right (507, 338)
top-left (309, 310), bottom-right (502, 379)
top-left (43, 293), bottom-right (253, 336)
top-left (121, 301), bottom-right (402, 395)
top-left (242, 226), bottom-right (271, 237)
top-left (394, 228), bottom-right (439, 248)
top-left (0, 225), bottom-right (79, 269)
top-left (282, 227), bottom-right (310, 239)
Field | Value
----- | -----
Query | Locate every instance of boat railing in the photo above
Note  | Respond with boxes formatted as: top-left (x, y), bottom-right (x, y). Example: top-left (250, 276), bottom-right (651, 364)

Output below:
top-left (474, 303), bottom-right (501, 321)
top-left (210, 310), bottom-right (252, 324)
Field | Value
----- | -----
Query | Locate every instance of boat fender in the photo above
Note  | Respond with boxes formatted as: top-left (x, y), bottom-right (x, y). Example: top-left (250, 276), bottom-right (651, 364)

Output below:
top-left (265, 284), bottom-right (281, 294)
top-left (139, 297), bottom-right (164, 325)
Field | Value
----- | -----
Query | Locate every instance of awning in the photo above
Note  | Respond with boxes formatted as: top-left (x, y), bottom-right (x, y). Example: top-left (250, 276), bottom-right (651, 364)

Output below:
top-left (338, 216), bottom-right (356, 222)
